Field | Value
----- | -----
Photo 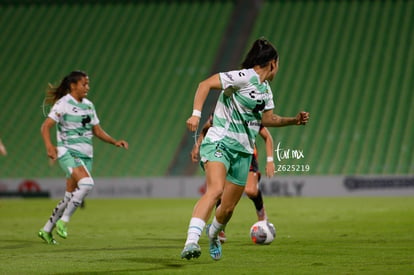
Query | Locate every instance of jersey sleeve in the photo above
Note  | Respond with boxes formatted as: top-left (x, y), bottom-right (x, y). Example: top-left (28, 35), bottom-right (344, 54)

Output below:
top-left (48, 100), bottom-right (64, 122)
top-left (264, 91), bottom-right (275, 111)
top-left (90, 104), bottom-right (100, 126)
top-left (264, 83), bottom-right (275, 110)
top-left (219, 69), bottom-right (249, 93)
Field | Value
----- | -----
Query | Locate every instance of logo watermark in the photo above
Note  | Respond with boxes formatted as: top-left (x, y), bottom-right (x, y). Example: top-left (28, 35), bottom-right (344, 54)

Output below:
top-left (273, 142), bottom-right (310, 173)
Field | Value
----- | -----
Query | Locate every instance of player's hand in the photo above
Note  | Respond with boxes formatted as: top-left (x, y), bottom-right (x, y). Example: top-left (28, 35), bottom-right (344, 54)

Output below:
top-left (115, 140), bottom-right (129, 149)
top-left (265, 162), bottom-right (275, 177)
top-left (186, 116), bottom-right (200, 132)
top-left (49, 158), bottom-right (56, 166)
top-left (190, 144), bottom-right (200, 163)
top-left (296, 111), bottom-right (310, 125)
top-left (46, 145), bottom-right (58, 161)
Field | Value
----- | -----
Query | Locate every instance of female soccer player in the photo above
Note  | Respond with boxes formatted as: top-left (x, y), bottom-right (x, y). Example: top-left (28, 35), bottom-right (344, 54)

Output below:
top-left (182, 38), bottom-right (309, 260)
top-left (38, 71), bottom-right (128, 244)
top-left (191, 115), bottom-right (274, 243)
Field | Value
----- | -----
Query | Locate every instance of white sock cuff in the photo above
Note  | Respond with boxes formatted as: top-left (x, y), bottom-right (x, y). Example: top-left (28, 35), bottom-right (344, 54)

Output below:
top-left (78, 177), bottom-right (94, 190)
top-left (212, 216), bottom-right (224, 226)
top-left (185, 217), bottom-right (206, 245)
top-left (209, 216), bottom-right (225, 238)
top-left (70, 178), bottom-right (94, 204)
top-left (188, 217), bottom-right (205, 234)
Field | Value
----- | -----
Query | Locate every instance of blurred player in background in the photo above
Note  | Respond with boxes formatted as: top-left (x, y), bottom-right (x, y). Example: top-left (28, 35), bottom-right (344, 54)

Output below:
top-left (38, 70), bottom-right (128, 244)
top-left (182, 38), bottom-right (309, 260)
top-left (0, 137), bottom-right (7, 156)
top-left (191, 114), bottom-right (274, 243)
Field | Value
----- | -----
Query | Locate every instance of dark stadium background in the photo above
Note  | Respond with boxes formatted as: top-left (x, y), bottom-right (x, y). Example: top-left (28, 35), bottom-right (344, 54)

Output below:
top-left (0, 0), bottom-right (412, 179)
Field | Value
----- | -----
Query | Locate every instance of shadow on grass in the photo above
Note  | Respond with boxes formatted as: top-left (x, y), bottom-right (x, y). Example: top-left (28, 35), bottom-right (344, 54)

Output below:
top-left (0, 238), bottom-right (213, 273)
top-left (51, 257), bottom-right (212, 274)
top-left (0, 237), bottom-right (184, 250)
top-left (0, 239), bottom-right (33, 249)
top-left (51, 237), bottom-right (185, 252)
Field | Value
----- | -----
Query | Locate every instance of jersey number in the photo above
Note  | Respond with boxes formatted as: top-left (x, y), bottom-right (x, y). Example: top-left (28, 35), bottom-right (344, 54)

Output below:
top-left (249, 91), bottom-right (265, 113)
top-left (253, 100), bottom-right (266, 113)
top-left (81, 115), bottom-right (91, 127)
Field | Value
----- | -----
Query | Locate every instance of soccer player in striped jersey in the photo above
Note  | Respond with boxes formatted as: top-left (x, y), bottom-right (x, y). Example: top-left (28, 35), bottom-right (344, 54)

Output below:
top-left (181, 38), bottom-right (309, 260)
top-left (38, 71), bottom-right (128, 244)
top-left (191, 114), bottom-right (274, 243)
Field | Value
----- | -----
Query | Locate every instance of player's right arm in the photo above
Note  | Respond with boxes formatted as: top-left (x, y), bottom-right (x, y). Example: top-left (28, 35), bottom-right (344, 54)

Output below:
top-left (186, 74), bottom-right (222, 132)
top-left (41, 117), bottom-right (57, 161)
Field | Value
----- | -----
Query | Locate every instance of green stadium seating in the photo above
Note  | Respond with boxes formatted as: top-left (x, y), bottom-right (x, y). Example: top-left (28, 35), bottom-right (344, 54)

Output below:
top-left (250, 0), bottom-right (413, 175)
top-left (0, 0), bottom-right (412, 178)
top-left (0, 1), bottom-right (233, 177)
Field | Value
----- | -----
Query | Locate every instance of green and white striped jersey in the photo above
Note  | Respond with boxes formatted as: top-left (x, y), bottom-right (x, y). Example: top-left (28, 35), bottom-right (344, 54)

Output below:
top-left (204, 68), bottom-right (275, 154)
top-left (48, 94), bottom-right (100, 158)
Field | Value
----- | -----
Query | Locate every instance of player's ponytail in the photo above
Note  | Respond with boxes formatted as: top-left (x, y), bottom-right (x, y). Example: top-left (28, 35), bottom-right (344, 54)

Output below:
top-left (241, 38), bottom-right (279, 69)
top-left (45, 70), bottom-right (88, 105)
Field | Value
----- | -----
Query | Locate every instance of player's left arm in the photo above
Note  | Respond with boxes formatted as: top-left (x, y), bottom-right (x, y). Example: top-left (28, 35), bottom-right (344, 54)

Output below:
top-left (191, 118), bottom-right (212, 163)
top-left (92, 124), bottom-right (128, 149)
top-left (262, 109), bottom-right (309, 127)
top-left (259, 127), bottom-right (275, 177)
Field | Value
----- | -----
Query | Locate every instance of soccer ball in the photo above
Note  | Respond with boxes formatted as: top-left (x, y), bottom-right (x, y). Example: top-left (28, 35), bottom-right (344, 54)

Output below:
top-left (250, 220), bottom-right (276, 245)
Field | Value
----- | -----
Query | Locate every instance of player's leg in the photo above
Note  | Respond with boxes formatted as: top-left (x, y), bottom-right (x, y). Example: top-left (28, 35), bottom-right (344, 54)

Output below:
top-left (207, 180), bottom-right (245, 260)
top-left (57, 158), bottom-right (93, 238)
top-left (205, 151), bottom-right (251, 260)
top-left (244, 172), bottom-right (267, 221)
top-left (181, 161), bottom-right (226, 260)
top-left (214, 197), bottom-right (227, 243)
top-left (38, 153), bottom-right (80, 244)
top-left (211, 180), bottom-right (245, 229)
top-left (39, 180), bottom-right (74, 243)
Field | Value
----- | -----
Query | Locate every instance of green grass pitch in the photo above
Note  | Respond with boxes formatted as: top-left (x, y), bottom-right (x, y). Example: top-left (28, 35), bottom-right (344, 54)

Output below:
top-left (0, 197), bottom-right (413, 274)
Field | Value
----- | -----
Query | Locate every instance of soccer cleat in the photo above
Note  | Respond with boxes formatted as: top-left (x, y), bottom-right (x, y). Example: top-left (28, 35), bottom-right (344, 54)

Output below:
top-left (206, 224), bottom-right (222, 261)
top-left (181, 243), bottom-right (201, 260)
top-left (56, 220), bottom-right (68, 239)
top-left (38, 229), bottom-right (58, 245)
top-left (218, 230), bottom-right (227, 244)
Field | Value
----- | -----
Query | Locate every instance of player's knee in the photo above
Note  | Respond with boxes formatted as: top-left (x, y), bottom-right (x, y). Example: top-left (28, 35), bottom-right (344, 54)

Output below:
top-left (78, 177), bottom-right (94, 192)
top-left (244, 185), bottom-right (258, 198)
top-left (72, 177), bottom-right (94, 202)
top-left (204, 186), bottom-right (223, 201)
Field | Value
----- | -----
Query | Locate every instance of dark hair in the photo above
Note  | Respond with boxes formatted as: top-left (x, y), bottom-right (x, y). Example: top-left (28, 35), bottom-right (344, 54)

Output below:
top-left (45, 70), bottom-right (88, 104)
top-left (241, 38), bottom-right (278, 69)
